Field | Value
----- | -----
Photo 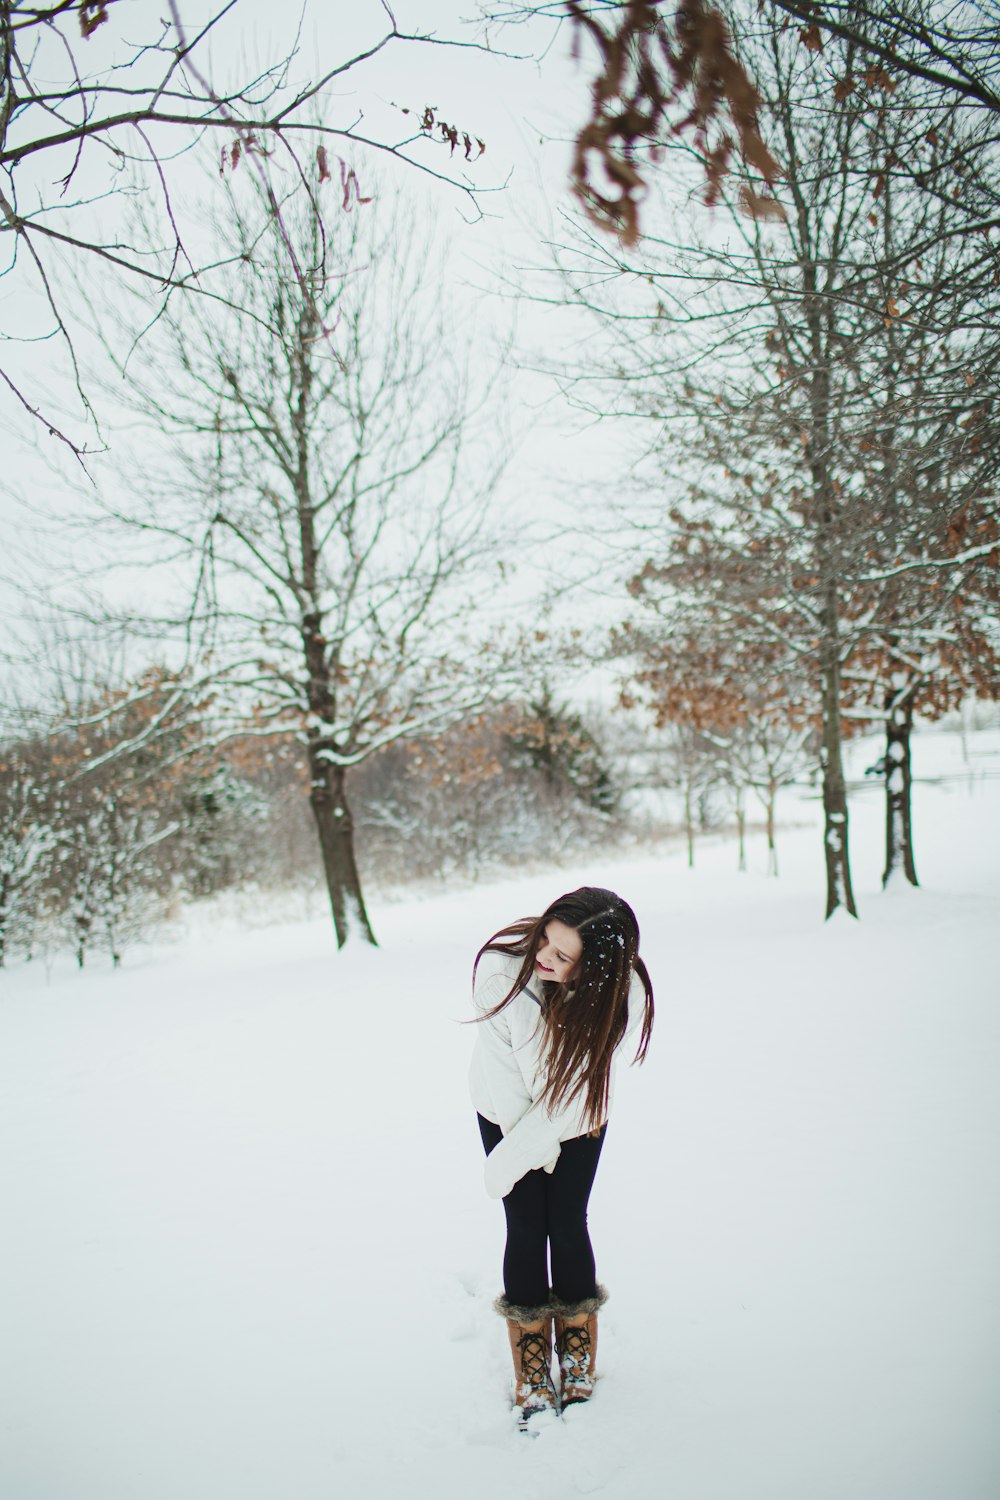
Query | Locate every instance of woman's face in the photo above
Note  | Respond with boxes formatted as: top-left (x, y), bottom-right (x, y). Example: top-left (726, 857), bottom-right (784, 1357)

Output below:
top-left (534, 919), bottom-right (583, 985)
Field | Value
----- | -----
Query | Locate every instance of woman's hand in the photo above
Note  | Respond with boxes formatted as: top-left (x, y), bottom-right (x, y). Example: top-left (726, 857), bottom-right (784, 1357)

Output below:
top-left (483, 1117), bottom-right (562, 1198)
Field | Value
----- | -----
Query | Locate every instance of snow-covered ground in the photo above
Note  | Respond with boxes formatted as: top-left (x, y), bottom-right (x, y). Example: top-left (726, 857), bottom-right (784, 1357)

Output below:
top-left (2, 728), bottom-right (998, 1500)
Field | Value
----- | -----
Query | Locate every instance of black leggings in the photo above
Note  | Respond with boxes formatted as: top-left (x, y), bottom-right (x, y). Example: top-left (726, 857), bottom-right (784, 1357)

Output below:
top-left (477, 1113), bottom-right (607, 1309)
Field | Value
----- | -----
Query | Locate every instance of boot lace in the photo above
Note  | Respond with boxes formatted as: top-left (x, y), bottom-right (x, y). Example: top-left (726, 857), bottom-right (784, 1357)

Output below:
top-left (516, 1330), bottom-right (556, 1410)
top-left (517, 1331), bottom-right (552, 1388)
top-left (559, 1324), bottom-right (593, 1389)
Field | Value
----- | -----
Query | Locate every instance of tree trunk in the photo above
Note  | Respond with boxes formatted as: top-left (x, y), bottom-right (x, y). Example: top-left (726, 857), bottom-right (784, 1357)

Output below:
top-left (765, 780), bottom-right (778, 878)
top-left (290, 313), bottom-right (378, 950)
top-left (735, 787), bottom-right (746, 871)
top-left (108, 914), bottom-right (122, 968)
top-left (882, 689), bottom-right (918, 889)
top-left (684, 780), bottom-right (694, 868)
top-left (0, 871), bottom-right (8, 967)
top-left (800, 214), bottom-right (857, 920)
top-left (308, 752), bottom-right (376, 948)
top-left (818, 610), bottom-right (857, 918)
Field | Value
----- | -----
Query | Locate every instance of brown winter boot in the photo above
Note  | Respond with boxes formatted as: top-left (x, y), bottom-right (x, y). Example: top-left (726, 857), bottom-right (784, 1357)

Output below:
top-left (495, 1297), bottom-right (558, 1428)
top-left (553, 1286), bottom-right (608, 1407)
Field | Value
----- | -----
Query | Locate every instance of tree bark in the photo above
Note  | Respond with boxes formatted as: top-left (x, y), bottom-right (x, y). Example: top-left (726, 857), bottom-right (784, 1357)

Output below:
top-left (765, 779), bottom-right (778, 877)
top-left (308, 752), bottom-right (376, 949)
top-left (803, 268), bottom-right (857, 918)
top-left (684, 779), bottom-right (694, 868)
top-left (735, 787), bottom-right (746, 871)
top-left (289, 288), bottom-right (378, 952)
top-left (298, 603), bottom-right (378, 949)
top-left (818, 591), bottom-right (857, 918)
top-left (882, 688), bottom-right (918, 889)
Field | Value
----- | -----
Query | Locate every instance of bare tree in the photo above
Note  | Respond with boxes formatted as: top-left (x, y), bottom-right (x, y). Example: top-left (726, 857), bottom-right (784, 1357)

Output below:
top-left (713, 716), bottom-right (814, 875)
top-left (7, 0), bottom-right (993, 461)
top-left (0, 736), bottom-right (56, 964)
top-left (95, 176), bottom-right (512, 946)
top-left (1, 1), bottom-right (499, 454)
top-left (618, 616), bottom-right (815, 873)
top-left (483, 0), bottom-right (784, 237)
top-left (765, 0), bottom-right (1000, 116)
top-left (544, 0), bottom-right (999, 917)
top-left (842, 590), bottom-right (1000, 889)
top-left (827, 56), bottom-right (1000, 886)
top-left (490, 0), bottom-right (1000, 241)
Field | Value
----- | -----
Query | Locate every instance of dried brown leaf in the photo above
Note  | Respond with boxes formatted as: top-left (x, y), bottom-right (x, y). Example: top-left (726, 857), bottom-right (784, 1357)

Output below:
top-left (738, 184), bottom-right (787, 221)
top-left (79, 2), bottom-right (109, 38)
top-left (865, 66), bottom-right (897, 93)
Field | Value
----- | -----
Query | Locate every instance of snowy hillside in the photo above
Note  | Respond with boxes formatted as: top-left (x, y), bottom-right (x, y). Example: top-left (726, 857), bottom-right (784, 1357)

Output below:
top-left (1, 729), bottom-right (998, 1500)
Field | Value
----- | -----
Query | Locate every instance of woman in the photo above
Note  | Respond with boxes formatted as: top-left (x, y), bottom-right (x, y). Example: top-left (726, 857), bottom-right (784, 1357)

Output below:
top-left (470, 886), bottom-right (654, 1426)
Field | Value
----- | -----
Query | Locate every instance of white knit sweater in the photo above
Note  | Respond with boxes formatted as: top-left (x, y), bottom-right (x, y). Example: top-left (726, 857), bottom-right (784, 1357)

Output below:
top-left (469, 949), bottom-right (646, 1199)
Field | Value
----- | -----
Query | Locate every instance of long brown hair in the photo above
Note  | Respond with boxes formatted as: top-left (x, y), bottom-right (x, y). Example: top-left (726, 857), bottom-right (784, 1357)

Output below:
top-left (474, 886), bottom-right (654, 1131)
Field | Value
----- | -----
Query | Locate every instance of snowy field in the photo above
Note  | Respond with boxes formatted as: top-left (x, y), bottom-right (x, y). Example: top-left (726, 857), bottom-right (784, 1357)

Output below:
top-left (2, 728), bottom-right (998, 1500)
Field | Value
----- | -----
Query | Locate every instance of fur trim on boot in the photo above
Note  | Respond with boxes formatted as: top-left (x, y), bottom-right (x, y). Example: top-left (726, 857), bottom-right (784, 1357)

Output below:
top-left (550, 1283), bottom-right (608, 1319)
top-left (493, 1293), bottom-right (555, 1323)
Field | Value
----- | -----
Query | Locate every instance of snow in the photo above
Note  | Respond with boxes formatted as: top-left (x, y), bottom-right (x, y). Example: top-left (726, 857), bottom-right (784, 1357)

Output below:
top-left (2, 729), bottom-right (999, 1500)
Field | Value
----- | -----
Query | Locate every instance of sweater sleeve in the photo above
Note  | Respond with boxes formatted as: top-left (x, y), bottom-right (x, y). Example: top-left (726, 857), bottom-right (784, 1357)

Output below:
top-left (469, 954), bottom-right (534, 1135)
top-left (482, 1089), bottom-right (592, 1199)
top-left (470, 1002), bottom-right (534, 1136)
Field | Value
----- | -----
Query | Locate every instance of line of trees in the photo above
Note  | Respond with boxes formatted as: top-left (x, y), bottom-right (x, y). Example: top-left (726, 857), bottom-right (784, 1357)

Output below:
top-left (3, 621), bottom-right (994, 968)
top-left (0, 685), bottom-right (625, 967)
